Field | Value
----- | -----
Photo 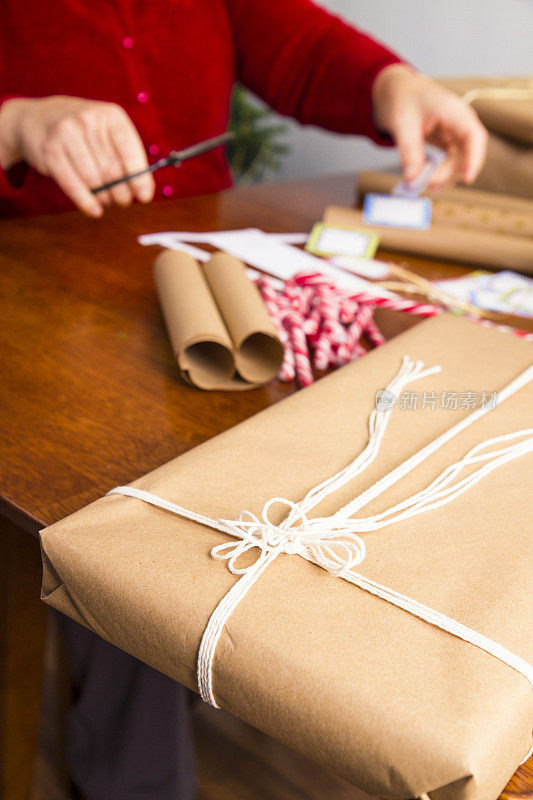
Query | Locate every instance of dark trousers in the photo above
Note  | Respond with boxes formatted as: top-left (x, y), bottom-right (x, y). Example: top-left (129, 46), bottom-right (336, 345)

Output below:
top-left (57, 614), bottom-right (197, 800)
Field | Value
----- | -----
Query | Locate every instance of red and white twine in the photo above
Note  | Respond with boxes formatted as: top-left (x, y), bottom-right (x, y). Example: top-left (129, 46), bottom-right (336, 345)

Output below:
top-left (255, 271), bottom-right (533, 387)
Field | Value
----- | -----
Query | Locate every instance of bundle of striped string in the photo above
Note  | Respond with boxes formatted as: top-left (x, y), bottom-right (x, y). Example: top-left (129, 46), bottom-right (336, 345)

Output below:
top-left (255, 271), bottom-right (434, 387)
top-left (256, 271), bottom-right (533, 388)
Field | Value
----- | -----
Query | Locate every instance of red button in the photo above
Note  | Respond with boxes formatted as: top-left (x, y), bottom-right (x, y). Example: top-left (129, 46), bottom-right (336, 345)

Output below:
top-left (162, 185), bottom-right (174, 197)
top-left (136, 91), bottom-right (148, 104)
top-left (148, 144), bottom-right (159, 156)
top-left (122, 36), bottom-right (134, 49)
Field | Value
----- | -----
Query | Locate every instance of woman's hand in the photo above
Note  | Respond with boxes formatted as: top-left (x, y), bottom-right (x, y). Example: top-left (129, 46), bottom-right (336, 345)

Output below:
top-left (372, 64), bottom-right (488, 191)
top-left (0, 96), bottom-right (155, 216)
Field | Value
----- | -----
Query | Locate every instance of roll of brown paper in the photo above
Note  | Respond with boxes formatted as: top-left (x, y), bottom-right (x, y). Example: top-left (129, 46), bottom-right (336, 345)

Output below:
top-left (202, 251), bottom-right (284, 384)
top-left (154, 250), bottom-right (283, 390)
top-left (324, 205), bottom-right (533, 273)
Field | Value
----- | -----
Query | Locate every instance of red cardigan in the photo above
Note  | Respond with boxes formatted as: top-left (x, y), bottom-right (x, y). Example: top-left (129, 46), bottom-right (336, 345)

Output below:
top-left (0, 0), bottom-right (402, 217)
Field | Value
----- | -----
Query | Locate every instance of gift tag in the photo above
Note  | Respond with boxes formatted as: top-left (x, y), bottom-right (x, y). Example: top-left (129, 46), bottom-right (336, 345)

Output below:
top-left (306, 222), bottom-right (379, 258)
top-left (392, 150), bottom-right (446, 199)
top-left (435, 270), bottom-right (533, 317)
top-left (363, 193), bottom-right (432, 230)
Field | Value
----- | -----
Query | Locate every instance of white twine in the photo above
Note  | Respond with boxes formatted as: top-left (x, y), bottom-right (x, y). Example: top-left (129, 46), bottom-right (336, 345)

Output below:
top-left (108, 357), bottom-right (533, 761)
top-left (462, 86), bottom-right (533, 105)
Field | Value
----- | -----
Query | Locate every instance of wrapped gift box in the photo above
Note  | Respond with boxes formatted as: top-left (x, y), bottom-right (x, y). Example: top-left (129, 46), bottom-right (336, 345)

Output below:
top-left (41, 315), bottom-right (533, 800)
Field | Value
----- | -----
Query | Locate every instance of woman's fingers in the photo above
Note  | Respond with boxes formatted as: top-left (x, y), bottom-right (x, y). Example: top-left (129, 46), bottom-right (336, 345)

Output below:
top-left (372, 66), bottom-right (488, 190)
top-left (61, 123), bottom-right (112, 206)
top-left (391, 110), bottom-right (426, 183)
top-left (455, 116), bottom-right (488, 184)
top-left (426, 109), bottom-right (488, 188)
top-left (91, 120), bottom-right (135, 207)
top-left (108, 107), bottom-right (155, 203)
top-left (12, 96), bottom-right (155, 214)
top-left (44, 105), bottom-right (133, 211)
top-left (426, 151), bottom-right (459, 192)
top-left (41, 139), bottom-right (103, 217)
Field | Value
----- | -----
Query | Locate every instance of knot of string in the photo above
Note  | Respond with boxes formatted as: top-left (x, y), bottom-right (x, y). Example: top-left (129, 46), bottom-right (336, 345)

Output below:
top-left (213, 496), bottom-right (366, 579)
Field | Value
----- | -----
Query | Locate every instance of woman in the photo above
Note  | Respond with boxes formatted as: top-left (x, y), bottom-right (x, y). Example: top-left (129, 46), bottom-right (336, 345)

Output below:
top-left (0, 0), bottom-right (486, 218)
top-left (0, 2), bottom-right (487, 799)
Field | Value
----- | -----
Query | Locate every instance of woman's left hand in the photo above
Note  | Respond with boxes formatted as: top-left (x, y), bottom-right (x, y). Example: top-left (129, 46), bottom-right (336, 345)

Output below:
top-left (372, 64), bottom-right (488, 191)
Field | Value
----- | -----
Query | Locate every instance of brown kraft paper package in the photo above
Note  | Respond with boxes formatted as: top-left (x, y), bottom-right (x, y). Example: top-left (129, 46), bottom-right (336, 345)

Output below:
top-left (154, 249), bottom-right (283, 390)
top-left (40, 315), bottom-right (533, 800)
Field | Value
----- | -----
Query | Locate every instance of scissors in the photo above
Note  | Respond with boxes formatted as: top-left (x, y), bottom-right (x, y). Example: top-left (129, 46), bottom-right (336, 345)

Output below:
top-left (91, 131), bottom-right (234, 194)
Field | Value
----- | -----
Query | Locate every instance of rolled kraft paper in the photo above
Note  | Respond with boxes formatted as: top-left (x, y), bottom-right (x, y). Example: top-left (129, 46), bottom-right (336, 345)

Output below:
top-left (473, 133), bottom-right (533, 201)
top-left (202, 252), bottom-right (284, 384)
top-left (40, 316), bottom-right (533, 800)
top-left (438, 76), bottom-right (533, 145)
top-left (357, 170), bottom-right (533, 237)
top-left (154, 250), bottom-right (236, 390)
top-left (154, 250), bottom-right (283, 390)
top-left (324, 207), bottom-right (533, 273)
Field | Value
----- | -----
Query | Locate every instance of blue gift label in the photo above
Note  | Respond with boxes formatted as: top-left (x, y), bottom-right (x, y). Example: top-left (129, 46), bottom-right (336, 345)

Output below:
top-left (362, 193), bottom-right (432, 230)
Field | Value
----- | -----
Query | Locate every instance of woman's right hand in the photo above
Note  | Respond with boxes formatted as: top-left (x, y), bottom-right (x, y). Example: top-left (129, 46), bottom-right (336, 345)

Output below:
top-left (0, 95), bottom-right (155, 217)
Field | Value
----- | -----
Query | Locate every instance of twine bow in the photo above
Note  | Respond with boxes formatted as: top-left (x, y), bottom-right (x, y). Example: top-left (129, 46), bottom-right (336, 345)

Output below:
top-left (214, 497), bottom-right (366, 578)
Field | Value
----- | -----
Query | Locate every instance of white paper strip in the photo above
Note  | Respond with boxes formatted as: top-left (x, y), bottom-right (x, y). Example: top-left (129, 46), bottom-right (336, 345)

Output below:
top-left (204, 229), bottom-right (323, 280)
top-left (137, 228), bottom-right (396, 300)
top-left (267, 233), bottom-right (308, 244)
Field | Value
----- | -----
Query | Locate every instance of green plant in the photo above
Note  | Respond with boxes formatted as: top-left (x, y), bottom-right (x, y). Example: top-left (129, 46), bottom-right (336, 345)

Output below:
top-left (226, 83), bottom-right (290, 185)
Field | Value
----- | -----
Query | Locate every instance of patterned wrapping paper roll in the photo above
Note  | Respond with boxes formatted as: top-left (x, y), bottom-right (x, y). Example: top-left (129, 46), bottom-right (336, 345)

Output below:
top-left (356, 171), bottom-right (533, 237)
top-left (326, 189), bottom-right (533, 273)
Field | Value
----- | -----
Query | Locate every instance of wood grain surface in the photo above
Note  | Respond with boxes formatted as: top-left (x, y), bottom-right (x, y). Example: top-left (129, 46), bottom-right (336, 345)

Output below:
top-left (0, 173), bottom-right (531, 799)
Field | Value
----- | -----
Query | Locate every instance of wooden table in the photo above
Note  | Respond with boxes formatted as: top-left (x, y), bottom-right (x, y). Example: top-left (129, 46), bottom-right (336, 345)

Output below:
top-left (0, 173), bottom-right (531, 800)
